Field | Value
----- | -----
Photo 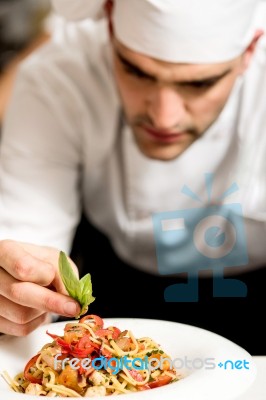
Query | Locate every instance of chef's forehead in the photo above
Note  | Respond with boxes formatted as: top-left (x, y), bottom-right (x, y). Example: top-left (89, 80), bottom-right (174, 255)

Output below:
top-left (52, 0), bottom-right (262, 63)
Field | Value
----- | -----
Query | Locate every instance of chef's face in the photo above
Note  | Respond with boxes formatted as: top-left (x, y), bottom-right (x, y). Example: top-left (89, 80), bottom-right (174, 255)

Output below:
top-left (112, 39), bottom-right (253, 161)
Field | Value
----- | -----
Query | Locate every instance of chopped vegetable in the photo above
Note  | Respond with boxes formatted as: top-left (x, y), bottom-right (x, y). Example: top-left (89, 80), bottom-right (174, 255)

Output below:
top-left (24, 355), bottom-right (42, 384)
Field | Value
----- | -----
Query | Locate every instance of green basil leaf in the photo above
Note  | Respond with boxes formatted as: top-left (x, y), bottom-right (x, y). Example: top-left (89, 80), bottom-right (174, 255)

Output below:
top-left (59, 251), bottom-right (95, 318)
top-left (59, 251), bottom-right (79, 299)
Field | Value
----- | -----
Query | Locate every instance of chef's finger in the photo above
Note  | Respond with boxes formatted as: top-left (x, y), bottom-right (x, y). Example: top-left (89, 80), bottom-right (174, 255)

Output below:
top-left (0, 294), bottom-right (44, 325)
top-left (0, 269), bottom-right (80, 317)
top-left (0, 240), bottom-right (55, 286)
top-left (0, 313), bottom-right (48, 337)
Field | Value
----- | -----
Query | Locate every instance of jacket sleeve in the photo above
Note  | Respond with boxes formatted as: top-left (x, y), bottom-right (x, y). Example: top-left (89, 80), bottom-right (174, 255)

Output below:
top-left (0, 63), bottom-right (82, 253)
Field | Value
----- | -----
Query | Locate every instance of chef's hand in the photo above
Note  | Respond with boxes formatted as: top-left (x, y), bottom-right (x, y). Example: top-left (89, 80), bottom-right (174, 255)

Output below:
top-left (0, 240), bottom-right (80, 336)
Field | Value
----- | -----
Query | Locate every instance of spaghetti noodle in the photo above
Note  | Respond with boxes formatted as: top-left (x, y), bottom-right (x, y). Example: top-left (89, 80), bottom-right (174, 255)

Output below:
top-left (3, 314), bottom-right (181, 397)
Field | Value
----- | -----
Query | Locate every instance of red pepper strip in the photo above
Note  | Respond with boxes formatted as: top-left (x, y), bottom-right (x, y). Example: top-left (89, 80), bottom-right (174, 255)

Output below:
top-left (46, 332), bottom-right (72, 354)
top-left (66, 335), bottom-right (100, 358)
top-left (24, 354), bottom-right (42, 384)
top-left (56, 338), bottom-right (72, 351)
top-left (53, 341), bottom-right (89, 358)
top-left (46, 330), bottom-right (100, 358)
top-left (46, 330), bottom-right (60, 340)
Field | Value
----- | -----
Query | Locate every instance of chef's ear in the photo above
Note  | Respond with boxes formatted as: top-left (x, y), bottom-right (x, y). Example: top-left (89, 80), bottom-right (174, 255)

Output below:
top-left (242, 29), bottom-right (264, 70)
top-left (105, 0), bottom-right (114, 36)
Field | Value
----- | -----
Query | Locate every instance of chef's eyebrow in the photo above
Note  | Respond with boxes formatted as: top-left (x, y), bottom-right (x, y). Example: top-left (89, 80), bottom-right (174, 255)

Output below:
top-left (178, 68), bottom-right (232, 86)
top-left (116, 49), bottom-right (232, 86)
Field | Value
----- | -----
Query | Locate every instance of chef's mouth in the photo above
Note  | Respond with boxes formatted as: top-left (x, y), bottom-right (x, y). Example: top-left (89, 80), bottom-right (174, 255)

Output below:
top-left (139, 124), bottom-right (188, 143)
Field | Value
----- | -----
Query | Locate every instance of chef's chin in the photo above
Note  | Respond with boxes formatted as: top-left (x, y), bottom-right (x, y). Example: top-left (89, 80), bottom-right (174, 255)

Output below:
top-left (133, 135), bottom-right (196, 161)
top-left (131, 131), bottom-right (196, 161)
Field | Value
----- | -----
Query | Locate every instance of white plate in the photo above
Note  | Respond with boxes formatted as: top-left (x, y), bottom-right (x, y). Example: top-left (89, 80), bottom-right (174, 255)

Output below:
top-left (0, 318), bottom-right (256, 400)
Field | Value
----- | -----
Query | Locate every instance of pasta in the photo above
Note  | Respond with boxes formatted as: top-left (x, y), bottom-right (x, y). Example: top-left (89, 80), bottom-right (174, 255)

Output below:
top-left (2, 314), bottom-right (181, 397)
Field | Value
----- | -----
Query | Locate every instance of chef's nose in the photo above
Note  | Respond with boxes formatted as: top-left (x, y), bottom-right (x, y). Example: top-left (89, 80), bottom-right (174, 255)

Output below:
top-left (147, 85), bottom-right (185, 130)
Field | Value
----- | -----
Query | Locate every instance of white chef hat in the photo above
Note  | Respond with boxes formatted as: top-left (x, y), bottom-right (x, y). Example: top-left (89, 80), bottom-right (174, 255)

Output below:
top-left (51, 0), bottom-right (264, 63)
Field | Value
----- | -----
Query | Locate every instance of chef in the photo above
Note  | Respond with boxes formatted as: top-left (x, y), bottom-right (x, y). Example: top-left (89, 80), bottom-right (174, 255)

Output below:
top-left (0, 0), bottom-right (265, 353)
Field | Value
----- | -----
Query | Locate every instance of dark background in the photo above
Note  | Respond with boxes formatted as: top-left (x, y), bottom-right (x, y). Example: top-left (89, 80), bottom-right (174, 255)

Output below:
top-left (67, 214), bottom-right (266, 356)
top-left (0, 0), bottom-right (50, 72)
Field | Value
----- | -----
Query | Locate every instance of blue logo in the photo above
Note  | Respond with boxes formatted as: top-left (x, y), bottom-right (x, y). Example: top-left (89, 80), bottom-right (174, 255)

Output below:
top-left (217, 360), bottom-right (250, 370)
top-left (152, 173), bottom-right (248, 302)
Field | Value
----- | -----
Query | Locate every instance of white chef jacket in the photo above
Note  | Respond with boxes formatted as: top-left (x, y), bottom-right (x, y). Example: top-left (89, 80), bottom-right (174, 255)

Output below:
top-left (1, 15), bottom-right (266, 276)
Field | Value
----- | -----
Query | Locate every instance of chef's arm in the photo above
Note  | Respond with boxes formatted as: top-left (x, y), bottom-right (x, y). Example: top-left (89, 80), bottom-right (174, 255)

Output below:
top-left (0, 58), bottom-right (82, 249)
top-left (0, 60), bottom-right (82, 335)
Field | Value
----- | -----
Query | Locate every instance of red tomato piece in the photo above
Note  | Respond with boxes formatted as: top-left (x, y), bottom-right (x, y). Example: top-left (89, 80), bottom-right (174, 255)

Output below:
top-left (24, 354), bottom-right (42, 384)
top-left (95, 329), bottom-right (113, 338)
top-left (108, 326), bottom-right (121, 339)
top-left (148, 375), bottom-right (172, 389)
top-left (75, 335), bottom-right (95, 356)
top-left (95, 327), bottom-right (121, 340)
top-left (138, 384), bottom-right (151, 391)
top-left (128, 370), bottom-right (143, 382)
top-left (79, 315), bottom-right (104, 329)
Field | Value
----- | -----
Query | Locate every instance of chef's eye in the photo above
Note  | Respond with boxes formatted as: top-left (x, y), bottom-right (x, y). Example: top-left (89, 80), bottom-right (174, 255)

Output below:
top-left (124, 65), bottom-right (154, 81)
top-left (186, 79), bottom-right (218, 89)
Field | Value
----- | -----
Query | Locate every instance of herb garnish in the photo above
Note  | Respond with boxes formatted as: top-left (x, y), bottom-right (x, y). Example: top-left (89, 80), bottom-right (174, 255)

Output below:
top-left (59, 251), bottom-right (95, 318)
